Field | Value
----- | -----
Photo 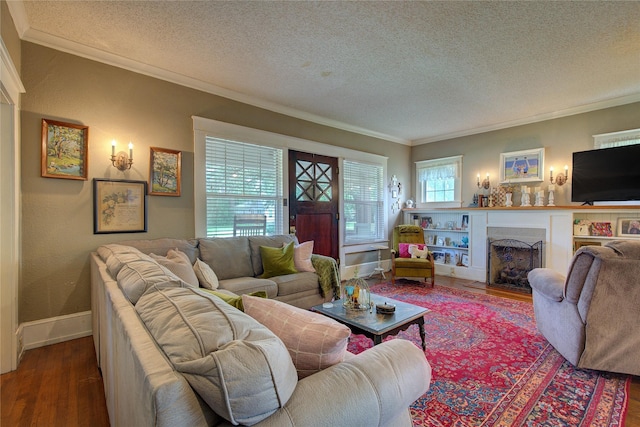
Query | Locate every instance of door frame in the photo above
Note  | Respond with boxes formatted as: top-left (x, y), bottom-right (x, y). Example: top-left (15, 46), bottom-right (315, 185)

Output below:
top-left (1, 42), bottom-right (26, 373)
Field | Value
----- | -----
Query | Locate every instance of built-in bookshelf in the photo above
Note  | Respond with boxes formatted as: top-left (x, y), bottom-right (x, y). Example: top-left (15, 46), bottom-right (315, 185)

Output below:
top-left (404, 210), bottom-right (472, 279)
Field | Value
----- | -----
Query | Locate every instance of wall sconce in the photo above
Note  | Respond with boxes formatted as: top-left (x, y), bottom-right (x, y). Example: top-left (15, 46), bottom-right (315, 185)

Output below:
top-left (477, 173), bottom-right (490, 190)
top-left (110, 140), bottom-right (134, 171)
top-left (549, 165), bottom-right (569, 186)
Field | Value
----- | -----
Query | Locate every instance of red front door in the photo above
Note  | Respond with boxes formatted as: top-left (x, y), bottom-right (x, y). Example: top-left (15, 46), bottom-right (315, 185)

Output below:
top-left (288, 150), bottom-right (339, 260)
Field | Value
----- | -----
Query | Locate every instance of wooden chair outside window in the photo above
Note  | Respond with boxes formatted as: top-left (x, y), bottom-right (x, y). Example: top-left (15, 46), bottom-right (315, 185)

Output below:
top-left (233, 214), bottom-right (267, 236)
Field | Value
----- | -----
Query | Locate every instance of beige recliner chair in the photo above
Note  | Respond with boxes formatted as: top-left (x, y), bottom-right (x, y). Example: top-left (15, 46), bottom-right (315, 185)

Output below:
top-left (528, 240), bottom-right (640, 376)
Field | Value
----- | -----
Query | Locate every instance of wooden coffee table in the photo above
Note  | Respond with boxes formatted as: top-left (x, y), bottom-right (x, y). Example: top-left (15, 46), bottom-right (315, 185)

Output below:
top-left (311, 293), bottom-right (428, 350)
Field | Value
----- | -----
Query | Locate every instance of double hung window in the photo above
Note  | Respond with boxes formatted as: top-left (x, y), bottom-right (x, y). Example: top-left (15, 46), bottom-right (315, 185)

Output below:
top-left (203, 137), bottom-right (283, 237)
top-left (415, 155), bottom-right (462, 208)
top-left (343, 160), bottom-right (384, 244)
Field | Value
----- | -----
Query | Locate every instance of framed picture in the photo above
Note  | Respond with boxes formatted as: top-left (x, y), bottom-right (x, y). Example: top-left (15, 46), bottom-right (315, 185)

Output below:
top-left (432, 251), bottom-right (446, 264)
top-left (93, 179), bottom-right (147, 234)
top-left (617, 218), bottom-right (640, 237)
top-left (461, 253), bottom-right (469, 267)
top-left (499, 148), bottom-right (544, 183)
top-left (421, 216), bottom-right (432, 229)
top-left (41, 118), bottom-right (89, 180)
top-left (461, 214), bottom-right (469, 230)
top-left (149, 147), bottom-right (182, 196)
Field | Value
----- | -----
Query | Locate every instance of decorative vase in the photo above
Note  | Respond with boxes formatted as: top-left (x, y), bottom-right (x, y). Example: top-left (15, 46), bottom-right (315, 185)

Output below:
top-left (342, 277), bottom-right (371, 311)
top-left (505, 193), bottom-right (513, 207)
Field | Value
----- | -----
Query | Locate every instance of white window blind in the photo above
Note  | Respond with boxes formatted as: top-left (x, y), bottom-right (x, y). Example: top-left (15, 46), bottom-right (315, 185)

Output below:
top-left (343, 160), bottom-right (384, 244)
top-left (416, 156), bottom-right (462, 208)
top-left (594, 128), bottom-right (640, 149)
top-left (204, 136), bottom-right (283, 237)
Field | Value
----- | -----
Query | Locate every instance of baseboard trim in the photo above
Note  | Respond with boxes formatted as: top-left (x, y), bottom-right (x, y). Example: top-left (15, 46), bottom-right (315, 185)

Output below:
top-left (19, 311), bottom-right (92, 351)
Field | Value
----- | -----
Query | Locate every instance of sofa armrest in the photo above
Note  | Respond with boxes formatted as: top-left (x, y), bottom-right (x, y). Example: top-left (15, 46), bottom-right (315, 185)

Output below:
top-left (311, 254), bottom-right (341, 299)
top-left (528, 268), bottom-right (565, 302)
top-left (253, 339), bottom-right (431, 427)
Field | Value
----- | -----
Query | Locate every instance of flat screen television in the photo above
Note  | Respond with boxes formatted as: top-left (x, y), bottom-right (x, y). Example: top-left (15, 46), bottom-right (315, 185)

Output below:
top-left (571, 144), bottom-right (640, 204)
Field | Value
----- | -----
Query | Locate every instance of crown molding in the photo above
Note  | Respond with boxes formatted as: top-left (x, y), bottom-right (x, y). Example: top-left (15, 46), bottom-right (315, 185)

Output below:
top-left (11, 14), bottom-right (409, 145)
top-left (412, 93), bottom-right (640, 146)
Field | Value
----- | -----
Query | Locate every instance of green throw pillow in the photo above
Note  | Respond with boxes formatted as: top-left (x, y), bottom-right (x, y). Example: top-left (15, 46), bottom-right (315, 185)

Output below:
top-left (260, 241), bottom-right (298, 278)
top-left (202, 290), bottom-right (267, 311)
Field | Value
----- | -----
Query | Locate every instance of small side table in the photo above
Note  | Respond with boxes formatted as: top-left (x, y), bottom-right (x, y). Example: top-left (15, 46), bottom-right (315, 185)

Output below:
top-left (368, 245), bottom-right (389, 279)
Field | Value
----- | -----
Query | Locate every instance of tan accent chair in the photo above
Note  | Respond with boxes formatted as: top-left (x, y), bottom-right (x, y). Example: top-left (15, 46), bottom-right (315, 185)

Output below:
top-left (528, 240), bottom-right (640, 376)
top-left (391, 224), bottom-right (435, 287)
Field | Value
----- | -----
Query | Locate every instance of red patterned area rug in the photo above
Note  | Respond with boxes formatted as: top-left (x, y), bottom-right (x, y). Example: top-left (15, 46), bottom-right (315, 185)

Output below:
top-left (347, 281), bottom-right (630, 427)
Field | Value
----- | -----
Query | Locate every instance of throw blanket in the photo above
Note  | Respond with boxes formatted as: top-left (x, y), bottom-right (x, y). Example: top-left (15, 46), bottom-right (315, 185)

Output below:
top-left (579, 240), bottom-right (640, 375)
top-left (311, 255), bottom-right (341, 299)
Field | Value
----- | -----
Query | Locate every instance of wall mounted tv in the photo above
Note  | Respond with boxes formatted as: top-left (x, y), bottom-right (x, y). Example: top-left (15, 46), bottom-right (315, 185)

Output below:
top-left (571, 144), bottom-right (640, 205)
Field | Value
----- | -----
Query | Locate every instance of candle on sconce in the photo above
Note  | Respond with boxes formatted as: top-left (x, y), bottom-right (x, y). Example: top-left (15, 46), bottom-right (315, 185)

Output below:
top-left (477, 173), bottom-right (480, 186)
top-left (564, 165), bottom-right (569, 175)
top-left (111, 140), bottom-right (116, 156)
top-left (549, 166), bottom-right (554, 181)
top-left (128, 142), bottom-right (133, 160)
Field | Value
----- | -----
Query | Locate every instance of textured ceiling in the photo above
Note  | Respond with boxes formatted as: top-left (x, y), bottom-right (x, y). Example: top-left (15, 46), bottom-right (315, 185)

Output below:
top-left (9, 1), bottom-right (640, 144)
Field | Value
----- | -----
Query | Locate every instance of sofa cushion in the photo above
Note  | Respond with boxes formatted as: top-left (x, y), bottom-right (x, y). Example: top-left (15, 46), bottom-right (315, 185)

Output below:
top-left (260, 242), bottom-right (298, 278)
top-left (119, 237), bottom-right (199, 263)
top-left (292, 240), bottom-right (316, 272)
top-left (242, 295), bottom-right (350, 379)
top-left (116, 257), bottom-right (188, 304)
top-left (218, 277), bottom-right (278, 299)
top-left (198, 237), bottom-right (254, 280)
top-left (150, 249), bottom-right (199, 288)
top-left (249, 235), bottom-right (297, 276)
top-left (270, 272), bottom-right (319, 297)
top-left (98, 244), bottom-right (150, 278)
top-left (135, 286), bottom-right (297, 426)
top-left (193, 258), bottom-right (219, 290)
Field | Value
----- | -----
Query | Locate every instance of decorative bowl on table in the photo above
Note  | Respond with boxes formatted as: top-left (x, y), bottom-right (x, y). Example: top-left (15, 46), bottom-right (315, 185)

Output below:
top-left (376, 302), bottom-right (396, 315)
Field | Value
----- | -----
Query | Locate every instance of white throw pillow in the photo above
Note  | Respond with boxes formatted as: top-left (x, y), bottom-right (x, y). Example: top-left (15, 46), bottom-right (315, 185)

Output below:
top-left (193, 258), bottom-right (219, 290)
top-left (290, 240), bottom-right (316, 273)
top-left (150, 249), bottom-right (199, 288)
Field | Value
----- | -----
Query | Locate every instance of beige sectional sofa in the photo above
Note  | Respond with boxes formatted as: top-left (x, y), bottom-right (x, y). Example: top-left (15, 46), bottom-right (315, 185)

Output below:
top-left (91, 235), bottom-right (432, 426)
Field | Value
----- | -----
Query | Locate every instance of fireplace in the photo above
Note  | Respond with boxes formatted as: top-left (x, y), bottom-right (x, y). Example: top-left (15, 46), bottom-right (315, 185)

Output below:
top-left (487, 227), bottom-right (545, 293)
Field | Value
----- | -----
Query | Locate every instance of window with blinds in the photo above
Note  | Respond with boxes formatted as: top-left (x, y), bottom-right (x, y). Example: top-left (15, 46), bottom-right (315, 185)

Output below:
top-left (343, 160), bottom-right (384, 244)
top-left (204, 136), bottom-right (283, 237)
top-left (593, 128), bottom-right (640, 149)
top-left (415, 156), bottom-right (462, 208)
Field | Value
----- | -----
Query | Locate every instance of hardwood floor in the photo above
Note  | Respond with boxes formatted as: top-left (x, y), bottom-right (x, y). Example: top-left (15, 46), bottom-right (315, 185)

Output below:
top-left (1, 276), bottom-right (638, 426)
top-left (1, 336), bottom-right (109, 427)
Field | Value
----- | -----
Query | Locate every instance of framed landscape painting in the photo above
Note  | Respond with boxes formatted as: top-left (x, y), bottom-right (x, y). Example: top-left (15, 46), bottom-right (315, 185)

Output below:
top-left (499, 148), bottom-right (544, 184)
top-left (149, 147), bottom-right (181, 196)
top-left (41, 118), bottom-right (89, 180)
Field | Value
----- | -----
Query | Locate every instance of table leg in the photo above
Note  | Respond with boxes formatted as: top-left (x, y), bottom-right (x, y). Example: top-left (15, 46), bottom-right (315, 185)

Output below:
top-left (374, 335), bottom-right (383, 346)
top-left (418, 319), bottom-right (426, 351)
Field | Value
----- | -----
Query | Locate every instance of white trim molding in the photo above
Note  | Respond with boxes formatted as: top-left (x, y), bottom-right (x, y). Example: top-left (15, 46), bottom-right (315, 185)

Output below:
top-left (18, 311), bottom-right (93, 354)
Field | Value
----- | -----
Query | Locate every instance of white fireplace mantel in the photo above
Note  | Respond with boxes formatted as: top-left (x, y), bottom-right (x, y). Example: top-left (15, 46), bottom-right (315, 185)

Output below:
top-left (468, 209), bottom-right (573, 281)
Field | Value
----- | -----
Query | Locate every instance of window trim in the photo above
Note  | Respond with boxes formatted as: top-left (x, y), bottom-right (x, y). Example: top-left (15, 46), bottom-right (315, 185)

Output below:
top-left (415, 155), bottom-right (463, 209)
